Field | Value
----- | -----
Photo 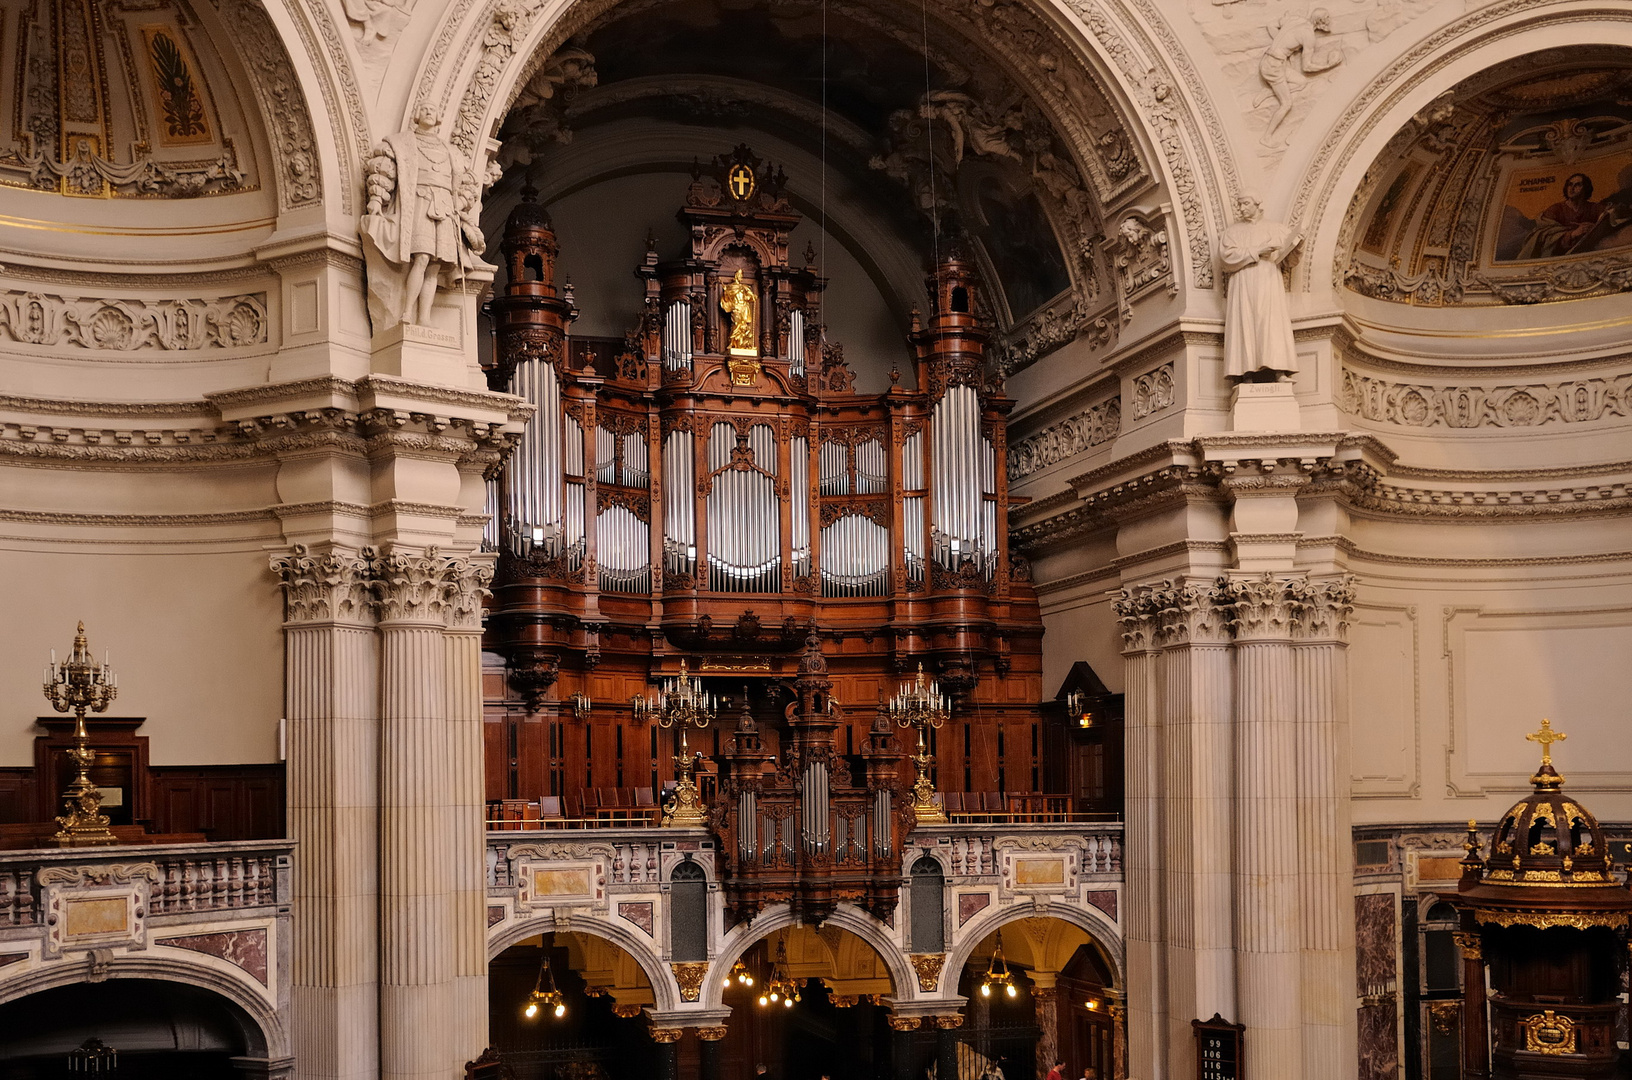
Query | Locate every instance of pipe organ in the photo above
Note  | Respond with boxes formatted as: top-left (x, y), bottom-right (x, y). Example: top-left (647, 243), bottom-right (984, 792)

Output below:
top-left (484, 147), bottom-right (1046, 924)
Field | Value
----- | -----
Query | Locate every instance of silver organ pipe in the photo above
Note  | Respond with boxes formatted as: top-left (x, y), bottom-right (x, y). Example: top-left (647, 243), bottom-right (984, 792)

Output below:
top-left (790, 436), bottom-right (811, 577)
top-left (854, 438), bottom-right (886, 494)
top-left (504, 352), bottom-right (565, 557)
top-left (788, 309), bottom-right (805, 377)
top-left (706, 422), bottom-right (781, 592)
top-left (820, 514), bottom-right (889, 597)
top-left (562, 414), bottom-right (585, 570)
top-left (596, 505), bottom-right (651, 593)
top-left (819, 440), bottom-right (848, 495)
top-left (930, 384), bottom-right (985, 571)
top-left (595, 425), bottom-right (617, 486)
top-left (663, 300), bottom-right (693, 372)
top-left (802, 756), bottom-right (830, 857)
top-left (483, 475), bottom-right (501, 552)
top-left (981, 435), bottom-right (997, 578)
top-left (902, 430), bottom-right (926, 588)
top-left (662, 430), bottom-right (696, 577)
top-left (621, 431), bottom-right (650, 487)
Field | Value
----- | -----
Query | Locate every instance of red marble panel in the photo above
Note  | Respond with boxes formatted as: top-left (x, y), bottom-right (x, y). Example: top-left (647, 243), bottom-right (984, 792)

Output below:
top-left (619, 901), bottom-right (654, 936)
top-left (1355, 893), bottom-right (1397, 992)
top-left (0, 952), bottom-right (26, 969)
top-left (156, 928), bottom-right (268, 985)
top-left (1084, 890), bottom-right (1117, 921)
top-left (957, 892), bottom-right (990, 926)
top-left (487, 905), bottom-right (505, 927)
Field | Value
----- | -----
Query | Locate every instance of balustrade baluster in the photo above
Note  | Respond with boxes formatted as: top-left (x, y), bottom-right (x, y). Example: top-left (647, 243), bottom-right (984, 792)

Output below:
top-left (612, 848), bottom-right (627, 885)
top-left (215, 858), bottom-right (229, 907)
top-left (228, 857), bottom-right (245, 906)
top-left (0, 871), bottom-right (14, 927)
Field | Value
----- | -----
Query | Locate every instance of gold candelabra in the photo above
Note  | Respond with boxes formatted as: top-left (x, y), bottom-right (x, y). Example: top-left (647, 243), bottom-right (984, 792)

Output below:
top-left (887, 663), bottom-right (950, 823)
top-left (633, 660), bottom-right (717, 826)
top-left (43, 622), bottom-right (119, 847)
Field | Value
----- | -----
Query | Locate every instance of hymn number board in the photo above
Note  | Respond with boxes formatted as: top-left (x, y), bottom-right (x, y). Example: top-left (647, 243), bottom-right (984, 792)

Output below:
top-left (1192, 1014), bottom-right (1244, 1080)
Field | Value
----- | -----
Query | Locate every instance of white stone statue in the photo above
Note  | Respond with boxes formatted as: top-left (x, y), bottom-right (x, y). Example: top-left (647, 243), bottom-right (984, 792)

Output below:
top-left (361, 105), bottom-right (487, 330)
top-left (1257, 8), bottom-right (1344, 146)
top-left (1220, 196), bottom-right (1301, 382)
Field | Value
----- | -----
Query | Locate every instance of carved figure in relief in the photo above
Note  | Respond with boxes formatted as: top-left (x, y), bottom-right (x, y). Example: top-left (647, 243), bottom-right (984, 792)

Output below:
top-left (917, 91), bottom-right (1022, 165)
top-left (719, 270), bottom-right (757, 356)
top-left (360, 106), bottom-right (486, 329)
top-left (342, 0), bottom-right (409, 43)
top-left (1220, 197), bottom-right (1301, 381)
top-left (1256, 8), bottom-right (1344, 147)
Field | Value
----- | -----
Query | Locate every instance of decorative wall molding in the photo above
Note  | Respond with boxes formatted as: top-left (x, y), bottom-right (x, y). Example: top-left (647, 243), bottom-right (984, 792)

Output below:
top-left (1007, 396), bottom-right (1121, 482)
top-left (0, 292), bottom-right (268, 352)
top-left (993, 298), bottom-right (1119, 377)
top-left (1129, 363), bottom-right (1176, 420)
top-left (1340, 368), bottom-right (1632, 429)
top-left (1110, 211), bottom-right (1174, 322)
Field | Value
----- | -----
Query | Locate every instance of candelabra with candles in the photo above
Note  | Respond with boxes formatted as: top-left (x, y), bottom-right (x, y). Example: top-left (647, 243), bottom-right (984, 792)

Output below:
top-left (43, 622), bottom-right (119, 847)
top-left (632, 659), bottom-right (716, 826)
top-left (887, 663), bottom-right (950, 823)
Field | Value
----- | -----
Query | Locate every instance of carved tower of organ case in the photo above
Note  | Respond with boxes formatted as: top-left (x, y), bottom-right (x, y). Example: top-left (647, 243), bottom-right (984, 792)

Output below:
top-left (482, 146), bottom-right (1046, 923)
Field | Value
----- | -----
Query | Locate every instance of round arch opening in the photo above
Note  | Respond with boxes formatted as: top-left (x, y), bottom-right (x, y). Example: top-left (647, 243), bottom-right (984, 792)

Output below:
top-left (0, 977), bottom-right (265, 1078)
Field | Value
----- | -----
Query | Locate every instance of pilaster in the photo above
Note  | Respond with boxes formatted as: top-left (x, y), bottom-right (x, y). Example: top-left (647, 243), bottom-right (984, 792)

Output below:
top-left (271, 545), bottom-right (380, 1080)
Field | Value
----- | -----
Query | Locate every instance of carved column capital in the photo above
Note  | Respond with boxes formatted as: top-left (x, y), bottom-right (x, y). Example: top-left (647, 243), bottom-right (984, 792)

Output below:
top-left (446, 556), bottom-right (495, 631)
top-left (1290, 575), bottom-right (1355, 643)
top-left (1113, 589), bottom-right (1160, 652)
top-left (649, 1027), bottom-right (684, 1044)
top-left (271, 544), bottom-right (375, 625)
top-left (932, 1014), bottom-right (964, 1029)
top-left (1453, 930), bottom-right (1482, 960)
top-left (373, 546), bottom-right (491, 625)
top-left (694, 1026), bottom-right (730, 1041)
top-left (1153, 579), bottom-right (1232, 646)
top-left (887, 1014), bottom-right (922, 1032)
top-left (1223, 572), bottom-right (1299, 641)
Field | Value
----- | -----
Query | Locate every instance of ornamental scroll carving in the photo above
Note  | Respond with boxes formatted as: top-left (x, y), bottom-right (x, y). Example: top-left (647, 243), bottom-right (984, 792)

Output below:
top-left (1341, 368), bottom-right (1632, 430)
top-left (1130, 364), bottom-right (1176, 420)
top-left (909, 953), bottom-right (945, 993)
top-left (0, 292), bottom-right (267, 351)
top-left (1007, 397), bottom-right (1120, 481)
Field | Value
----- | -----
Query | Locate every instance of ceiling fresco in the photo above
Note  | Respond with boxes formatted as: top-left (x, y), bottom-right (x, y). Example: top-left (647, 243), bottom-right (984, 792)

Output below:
top-left (1342, 50), bottom-right (1632, 308)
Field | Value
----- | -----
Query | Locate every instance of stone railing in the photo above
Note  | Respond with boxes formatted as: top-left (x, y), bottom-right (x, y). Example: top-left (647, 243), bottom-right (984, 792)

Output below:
top-left (922, 821), bottom-right (1123, 879)
top-left (0, 840), bottom-right (293, 1028)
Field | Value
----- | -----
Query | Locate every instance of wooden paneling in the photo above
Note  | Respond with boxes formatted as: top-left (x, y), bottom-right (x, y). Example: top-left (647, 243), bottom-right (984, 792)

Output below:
top-left (149, 764), bottom-right (285, 840)
top-left (0, 768), bottom-right (36, 825)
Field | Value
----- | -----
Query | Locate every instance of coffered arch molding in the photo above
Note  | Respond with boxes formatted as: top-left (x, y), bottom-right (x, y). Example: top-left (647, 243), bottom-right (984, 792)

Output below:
top-left (1284, 3), bottom-right (1632, 306)
top-left (414, 0), bottom-right (1231, 300)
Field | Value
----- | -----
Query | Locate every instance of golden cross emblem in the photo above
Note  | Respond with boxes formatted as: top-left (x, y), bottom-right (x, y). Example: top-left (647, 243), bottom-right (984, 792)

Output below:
top-left (727, 164), bottom-right (755, 200)
top-left (1525, 718), bottom-right (1567, 766)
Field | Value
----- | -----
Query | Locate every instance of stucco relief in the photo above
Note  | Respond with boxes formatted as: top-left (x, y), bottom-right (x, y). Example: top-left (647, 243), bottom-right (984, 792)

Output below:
top-left (1007, 396), bottom-right (1122, 481)
top-left (1340, 368), bottom-right (1632, 429)
top-left (1192, 0), bottom-right (1438, 160)
top-left (0, 291), bottom-right (268, 352)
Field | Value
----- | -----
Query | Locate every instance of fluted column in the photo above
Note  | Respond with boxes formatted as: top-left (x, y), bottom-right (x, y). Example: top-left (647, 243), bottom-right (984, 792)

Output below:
top-left (1291, 578), bottom-right (1357, 1080)
top-left (1155, 580), bottom-right (1236, 1067)
top-left (1227, 574), bottom-right (1302, 1080)
top-left (376, 547), bottom-right (460, 1080)
top-left (1112, 592), bottom-right (1164, 1079)
top-left (272, 546), bottom-right (380, 1080)
top-left (447, 558), bottom-right (495, 1065)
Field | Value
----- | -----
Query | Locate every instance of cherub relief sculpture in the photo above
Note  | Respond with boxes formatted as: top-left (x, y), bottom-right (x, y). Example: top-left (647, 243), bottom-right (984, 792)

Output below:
top-left (361, 105), bottom-right (487, 330)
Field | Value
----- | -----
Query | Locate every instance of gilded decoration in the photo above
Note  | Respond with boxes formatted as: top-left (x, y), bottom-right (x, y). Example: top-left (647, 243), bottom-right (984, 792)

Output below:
top-left (1521, 1010), bottom-right (1577, 1056)
top-left (670, 960), bottom-right (709, 1003)
top-left (909, 953), bottom-right (945, 993)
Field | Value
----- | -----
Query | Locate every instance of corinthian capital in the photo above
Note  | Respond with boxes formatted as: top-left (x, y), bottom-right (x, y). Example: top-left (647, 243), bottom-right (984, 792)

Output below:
top-left (271, 544), bottom-right (374, 625)
top-left (1223, 572), bottom-right (1298, 641)
top-left (1153, 579), bottom-right (1231, 646)
top-left (1113, 588), bottom-right (1160, 652)
top-left (373, 545), bottom-right (476, 624)
top-left (446, 555), bottom-right (495, 630)
top-left (1290, 575), bottom-right (1356, 642)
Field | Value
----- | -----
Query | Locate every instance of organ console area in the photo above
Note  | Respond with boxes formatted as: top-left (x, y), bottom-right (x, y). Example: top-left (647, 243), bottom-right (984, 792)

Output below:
top-left (481, 145), bottom-right (1060, 923)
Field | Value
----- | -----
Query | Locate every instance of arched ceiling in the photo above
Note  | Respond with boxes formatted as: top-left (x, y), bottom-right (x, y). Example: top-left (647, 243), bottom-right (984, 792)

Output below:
top-left (1342, 48), bottom-right (1632, 320)
top-left (488, 0), bottom-right (1133, 354)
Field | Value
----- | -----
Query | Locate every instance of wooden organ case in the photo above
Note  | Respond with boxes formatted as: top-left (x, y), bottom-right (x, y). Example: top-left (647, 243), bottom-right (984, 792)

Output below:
top-left (483, 147), bottom-right (1046, 924)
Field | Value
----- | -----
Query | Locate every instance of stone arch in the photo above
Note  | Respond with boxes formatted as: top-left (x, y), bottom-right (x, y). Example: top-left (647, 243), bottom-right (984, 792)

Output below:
top-left (417, 0), bottom-right (1229, 303)
top-left (1284, 6), bottom-right (1632, 301)
top-left (0, 956), bottom-right (287, 1060)
top-left (701, 902), bottom-right (915, 1010)
top-left (943, 900), bottom-right (1124, 998)
top-left (489, 910), bottom-right (679, 1012)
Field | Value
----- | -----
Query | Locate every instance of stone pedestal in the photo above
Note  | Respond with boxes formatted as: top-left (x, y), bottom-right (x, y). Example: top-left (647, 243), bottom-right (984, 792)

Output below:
top-left (371, 322), bottom-right (472, 386)
top-left (1230, 381), bottom-right (1301, 432)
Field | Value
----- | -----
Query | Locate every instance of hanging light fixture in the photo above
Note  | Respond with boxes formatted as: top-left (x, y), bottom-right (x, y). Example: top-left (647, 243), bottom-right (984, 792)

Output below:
top-left (523, 955), bottom-right (567, 1020)
top-left (979, 932), bottom-right (1017, 999)
top-left (725, 957), bottom-right (755, 989)
top-left (67, 1039), bottom-right (117, 1073)
top-left (758, 934), bottom-right (801, 1008)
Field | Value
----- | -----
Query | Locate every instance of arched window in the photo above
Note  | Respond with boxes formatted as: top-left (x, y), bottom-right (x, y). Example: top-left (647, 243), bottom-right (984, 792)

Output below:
top-left (670, 859), bottom-right (708, 961)
top-left (909, 856), bottom-right (944, 953)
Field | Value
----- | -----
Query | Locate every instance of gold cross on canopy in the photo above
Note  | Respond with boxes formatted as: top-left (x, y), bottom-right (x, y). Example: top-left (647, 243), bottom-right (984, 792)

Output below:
top-left (1525, 718), bottom-right (1567, 767)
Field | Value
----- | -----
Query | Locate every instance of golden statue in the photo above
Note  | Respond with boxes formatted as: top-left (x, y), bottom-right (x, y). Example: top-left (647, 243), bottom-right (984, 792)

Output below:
top-left (720, 269), bottom-right (758, 357)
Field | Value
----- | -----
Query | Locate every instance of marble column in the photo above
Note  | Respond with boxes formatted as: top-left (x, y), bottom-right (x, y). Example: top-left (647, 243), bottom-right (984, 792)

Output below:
top-left (1032, 983), bottom-right (1059, 1079)
top-left (272, 546), bottom-right (380, 1080)
top-left (1291, 578), bottom-right (1357, 1080)
top-left (447, 559), bottom-right (494, 1064)
top-left (1227, 574), bottom-right (1302, 1080)
top-left (376, 548), bottom-right (459, 1080)
top-left (934, 1016), bottom-right (963, 1080)
top-left (697, 1026), bottom-right (729, 1080)
top-left (651, 1028), bottom-right (683, 1080)
top-left (1112, 592), bottom-right (1164, 1080)
top-left (1105, 989), bottom-right (1127, 1080)
top-left (889, 1014), bottom-right (921, 1080)
top-left (1454, 930), bottom-right (1489, 1080)
top-left (1155, 580), bottom-right (1236, 1066)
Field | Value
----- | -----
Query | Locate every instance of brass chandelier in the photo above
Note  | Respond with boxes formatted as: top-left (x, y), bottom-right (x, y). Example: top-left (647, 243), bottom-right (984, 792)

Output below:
top-left (979, 932), bottom-right (1017, 999)
top-left (522, 955), bottom-right (566, 1020)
